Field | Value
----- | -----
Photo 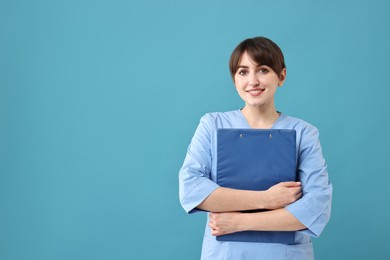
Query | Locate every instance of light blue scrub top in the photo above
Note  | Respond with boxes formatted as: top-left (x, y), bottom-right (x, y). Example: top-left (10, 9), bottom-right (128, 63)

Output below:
top-left (179, 110), bottom-right (332, 260)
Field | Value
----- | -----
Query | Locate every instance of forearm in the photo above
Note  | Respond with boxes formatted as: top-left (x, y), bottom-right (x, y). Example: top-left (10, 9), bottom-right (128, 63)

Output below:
top-left (243, 208), bottom-right (306, 231)
top-left (196, 187), bottom-right (266, 212)
top-left (197, 181), bottom-right (302, 212)
top-left (208, 209), bottom-right (306, 236)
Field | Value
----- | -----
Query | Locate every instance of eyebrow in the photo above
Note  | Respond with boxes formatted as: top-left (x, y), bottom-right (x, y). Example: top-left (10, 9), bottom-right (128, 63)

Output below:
top-left (237, 64), bottom-right (263, 69)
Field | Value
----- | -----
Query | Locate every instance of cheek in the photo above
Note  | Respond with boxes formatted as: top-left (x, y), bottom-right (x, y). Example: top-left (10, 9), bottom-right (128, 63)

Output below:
top-left (261, 79), bottom-right (276, 88)
top-left (234, 79), bottom-right (245, 89)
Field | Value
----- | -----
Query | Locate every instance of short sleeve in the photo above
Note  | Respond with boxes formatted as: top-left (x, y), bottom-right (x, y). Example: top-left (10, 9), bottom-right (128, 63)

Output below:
top-left (285, 126), bottom-right (333, 237)
top-left (179, 114), bottom-right (220, 214)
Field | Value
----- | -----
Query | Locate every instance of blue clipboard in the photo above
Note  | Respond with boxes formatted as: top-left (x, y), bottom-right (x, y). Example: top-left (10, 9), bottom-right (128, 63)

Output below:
top-left (216, 128), bottom-right (297, 244)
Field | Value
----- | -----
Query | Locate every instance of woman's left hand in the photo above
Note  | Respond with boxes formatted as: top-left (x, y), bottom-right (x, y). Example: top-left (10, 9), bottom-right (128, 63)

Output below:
top-left (208, 212), bottom-right (246, 236)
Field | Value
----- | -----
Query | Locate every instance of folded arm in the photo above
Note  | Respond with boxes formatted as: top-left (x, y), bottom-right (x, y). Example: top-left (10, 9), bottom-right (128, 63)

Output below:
top-left (197, 181), bottom-right (302, 212)
top-left (207, 126), bottom-right (332, 237)
top-left (208, 209), bottom-right (306, 236)
top-left (179, 115), bottom-right (302, 214)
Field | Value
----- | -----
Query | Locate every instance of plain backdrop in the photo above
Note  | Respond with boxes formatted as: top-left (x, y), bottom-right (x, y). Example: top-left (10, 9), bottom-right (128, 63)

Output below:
top-left (1, 0), bottom-right (390, 259)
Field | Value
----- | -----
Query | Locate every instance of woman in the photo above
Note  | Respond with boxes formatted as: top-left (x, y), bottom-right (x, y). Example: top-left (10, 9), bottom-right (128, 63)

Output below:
top-left (179, 36), bottom-right (332, 259)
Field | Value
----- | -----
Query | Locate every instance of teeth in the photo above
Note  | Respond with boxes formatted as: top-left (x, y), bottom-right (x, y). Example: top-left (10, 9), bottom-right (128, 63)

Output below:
top-left (249, 89), bottom-right (262, 93)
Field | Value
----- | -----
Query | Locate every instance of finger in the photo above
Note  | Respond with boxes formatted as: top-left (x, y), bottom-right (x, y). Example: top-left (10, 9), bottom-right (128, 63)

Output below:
top-left (209, 213), bottom-right (216, 221)
top-left (292, 187), bottom-right (302, 193)
top-left (208, 222), bottom-right (217, 230)
top-left (280, 181), bottom-right (301, 187)
top-left (209, 212), bottom-right (220, 219)
top-left (209, 217), bottom-right (220, 227)
top-left (211, 229), bottom-right (222, 236)
top-left (288, 181), bottom-right (301, 187)
top-left (208, 223), bottom-right (221, 236)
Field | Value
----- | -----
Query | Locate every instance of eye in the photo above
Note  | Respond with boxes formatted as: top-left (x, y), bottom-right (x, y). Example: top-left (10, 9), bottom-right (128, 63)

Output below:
top-left (258, 67), bottom-right (269, 74)
top-left (237, 69), bottom-right (248, 76)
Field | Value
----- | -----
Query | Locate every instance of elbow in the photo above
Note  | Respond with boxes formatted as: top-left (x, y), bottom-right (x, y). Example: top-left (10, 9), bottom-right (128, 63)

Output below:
top-left (286, 188), bottom-right (332, 237)
top-left (310, 211), bottom-right (332, 238)
top-left (308, 197), bottom-right (333, 237)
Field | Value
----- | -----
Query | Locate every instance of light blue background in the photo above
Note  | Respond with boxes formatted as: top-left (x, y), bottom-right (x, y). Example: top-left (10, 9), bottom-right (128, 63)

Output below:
top-left (1, 0), bottom-right (389, 259)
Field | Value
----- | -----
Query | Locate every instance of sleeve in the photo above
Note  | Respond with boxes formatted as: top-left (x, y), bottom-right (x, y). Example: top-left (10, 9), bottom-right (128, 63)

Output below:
top-left (178, 114), bottom-right (220, 214)
top-left (285, 125), bottom-right (333, 237)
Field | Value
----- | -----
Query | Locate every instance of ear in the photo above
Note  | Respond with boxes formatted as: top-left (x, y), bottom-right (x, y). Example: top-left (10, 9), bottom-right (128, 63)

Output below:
top-left (278, 68), bottom-right (287, 87)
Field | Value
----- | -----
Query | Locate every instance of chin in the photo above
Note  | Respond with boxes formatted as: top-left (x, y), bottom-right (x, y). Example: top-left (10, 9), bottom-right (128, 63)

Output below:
top-left (245, 102), bottom-right (266, 108)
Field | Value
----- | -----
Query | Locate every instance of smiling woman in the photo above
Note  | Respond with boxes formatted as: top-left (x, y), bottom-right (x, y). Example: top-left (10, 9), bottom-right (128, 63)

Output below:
top-left (230, 37), bottom-right (287, 129)
top-left (233, 51), bottom-right (286, 127)
top-left (178, 37), bottom-right (332, 260)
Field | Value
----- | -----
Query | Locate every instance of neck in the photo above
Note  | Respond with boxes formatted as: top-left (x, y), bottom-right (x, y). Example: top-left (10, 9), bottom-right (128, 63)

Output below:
top-left (241, 105), bottom-right (280, 129)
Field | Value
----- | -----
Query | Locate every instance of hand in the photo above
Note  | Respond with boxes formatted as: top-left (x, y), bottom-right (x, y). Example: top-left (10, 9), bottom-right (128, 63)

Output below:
top-left (264, 182), bottom-right (302, 209)
top-left (208, 212), bottom-right (245, 236)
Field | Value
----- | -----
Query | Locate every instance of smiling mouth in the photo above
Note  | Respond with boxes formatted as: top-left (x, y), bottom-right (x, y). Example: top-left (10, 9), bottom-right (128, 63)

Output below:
top-left (246, 88), bottom-right (265, 96)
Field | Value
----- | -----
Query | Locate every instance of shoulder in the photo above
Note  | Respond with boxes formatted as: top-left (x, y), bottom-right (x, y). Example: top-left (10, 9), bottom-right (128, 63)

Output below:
top-left (199, 110), bottom-right (242, 129)
top-left (279, 114), bottom-right (324, 155)
top-left (191, 111), bottom-right (241, 144)
top-left (202, 110), bottom-right (240, 121)
top-left (280, 114), bottom-right (319, 135)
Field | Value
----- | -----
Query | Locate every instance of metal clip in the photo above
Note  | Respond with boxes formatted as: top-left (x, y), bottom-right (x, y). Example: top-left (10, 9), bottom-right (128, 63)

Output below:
top-left (240, 133), bottom-right (243, 138)
top-left (269, 134), bottom-right (272, 139)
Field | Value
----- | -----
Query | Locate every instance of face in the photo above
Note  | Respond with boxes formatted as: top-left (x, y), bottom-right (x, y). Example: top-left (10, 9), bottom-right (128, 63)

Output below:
top-left (234, 51), bottom-right (286, 109)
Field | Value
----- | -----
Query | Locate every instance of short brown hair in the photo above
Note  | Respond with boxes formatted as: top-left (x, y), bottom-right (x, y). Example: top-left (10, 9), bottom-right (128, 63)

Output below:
top-left (229, 37), bottom-right (286, 79)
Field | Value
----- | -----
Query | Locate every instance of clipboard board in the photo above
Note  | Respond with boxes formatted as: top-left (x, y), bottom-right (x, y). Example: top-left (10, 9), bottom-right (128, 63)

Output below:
top-left (216, 128), bottom-right (297, 244)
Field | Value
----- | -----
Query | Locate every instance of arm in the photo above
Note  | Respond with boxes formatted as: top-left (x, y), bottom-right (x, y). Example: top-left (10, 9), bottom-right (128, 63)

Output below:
top-left (284, 126), bottom-right (332, 237)
top-left (197, 182), bottom-right (302, 212)
top-left (208, 209), bottom-right (306, 236)
top-left (179, 114), bottom-right (302, 213)
top-left (208, 125), bottom-right (332, 237)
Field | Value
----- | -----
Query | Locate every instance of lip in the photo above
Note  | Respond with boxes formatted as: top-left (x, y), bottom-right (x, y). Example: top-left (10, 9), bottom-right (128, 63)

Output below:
top-left (246, 88), bottom-right (265, 97)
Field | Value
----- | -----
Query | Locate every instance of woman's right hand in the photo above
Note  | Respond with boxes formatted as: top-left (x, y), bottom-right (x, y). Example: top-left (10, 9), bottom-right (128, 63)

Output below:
top-left (263, 182), bottom-right (302, 209)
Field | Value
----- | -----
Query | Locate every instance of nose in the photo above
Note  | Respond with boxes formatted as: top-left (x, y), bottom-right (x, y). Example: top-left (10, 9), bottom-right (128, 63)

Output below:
top-left (248, 73), bottom-right (259, 86)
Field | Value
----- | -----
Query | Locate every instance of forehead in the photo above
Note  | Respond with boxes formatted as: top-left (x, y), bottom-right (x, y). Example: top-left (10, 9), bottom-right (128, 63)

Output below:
top-left (237, 52), bottom-right (271, 69)
top-left (238, 51), bottom-right (261, 67)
